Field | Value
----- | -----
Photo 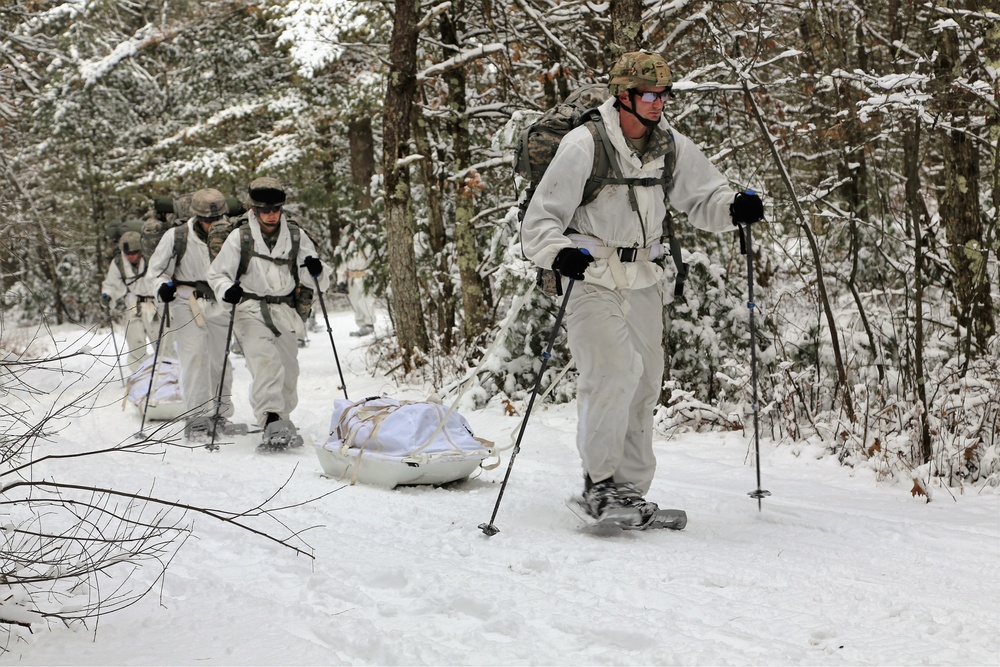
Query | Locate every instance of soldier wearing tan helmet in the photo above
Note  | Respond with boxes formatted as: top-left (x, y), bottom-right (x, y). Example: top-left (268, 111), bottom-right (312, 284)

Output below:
top-left (100, 229), bottom-right (157, 373)
top-left (520, 50), bottom-right (764, 526)
top-left (208, 176), bottom-right (330, 450)
top-left (145, 188), bottom-right (236, 441)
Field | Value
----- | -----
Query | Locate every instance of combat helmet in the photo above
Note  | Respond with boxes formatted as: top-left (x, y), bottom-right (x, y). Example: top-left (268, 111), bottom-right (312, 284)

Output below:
top-left (119, 230), bottom-right (142, 254)
top-left (608, 51), bottom-right (672, 96)
top-left (248, 177), bottom-right (286, 207)
top-left (190, 188), bottom-right (228, 219)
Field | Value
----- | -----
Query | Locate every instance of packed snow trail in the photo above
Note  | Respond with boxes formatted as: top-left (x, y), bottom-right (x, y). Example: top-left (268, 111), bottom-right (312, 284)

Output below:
top-left (8, 304), bottom-right (1000, 666)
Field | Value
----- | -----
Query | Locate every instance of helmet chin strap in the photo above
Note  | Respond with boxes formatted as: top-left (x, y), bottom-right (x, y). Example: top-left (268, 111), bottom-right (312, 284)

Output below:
top-left (617, 91), bottom-right (660, 130)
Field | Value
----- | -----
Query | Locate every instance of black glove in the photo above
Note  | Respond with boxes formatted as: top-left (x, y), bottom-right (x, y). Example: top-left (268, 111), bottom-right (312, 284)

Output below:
top-left (551, 247), bottom-right (594, 281)
top-left (100, 293), bottom-right (112, 308)
top-left (158, 282), bottom-right (176, 303)
top-left (222, 282), bottom-right (244, 305)
top-left (302, 256), bottom-right (323, 278)
top-left (731, 190), bottom-right (764, 225)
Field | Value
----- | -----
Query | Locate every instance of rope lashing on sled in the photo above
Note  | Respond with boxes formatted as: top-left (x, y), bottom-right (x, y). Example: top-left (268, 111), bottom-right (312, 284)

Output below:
top-left (333, 398), bottom-right (496, 485)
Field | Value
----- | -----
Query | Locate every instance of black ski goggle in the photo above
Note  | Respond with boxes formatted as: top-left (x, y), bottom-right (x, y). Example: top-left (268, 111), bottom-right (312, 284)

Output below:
top-left (254, 205), bottom-right (282, 215)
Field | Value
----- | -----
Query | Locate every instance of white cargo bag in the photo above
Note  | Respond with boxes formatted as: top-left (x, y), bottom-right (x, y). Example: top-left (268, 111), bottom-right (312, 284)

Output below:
top-left (124, 356), bottom-right (185, 421)
top-left (316, 397), bottom-right (495, 488)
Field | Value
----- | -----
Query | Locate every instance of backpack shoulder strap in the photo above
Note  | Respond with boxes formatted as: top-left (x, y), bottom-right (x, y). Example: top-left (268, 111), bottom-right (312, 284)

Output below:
top-left (581, 115), bottom-right (610, 206)
top-left (172, 223), bottom-right (189, 277)
top-left (286, 221), bottom-right (302, 287)
top-left (236, 225), bottom-right (253, 281)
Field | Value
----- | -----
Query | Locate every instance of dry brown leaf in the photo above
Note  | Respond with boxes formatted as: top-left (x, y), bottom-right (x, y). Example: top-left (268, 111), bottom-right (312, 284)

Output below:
top-left (867, 439), bottom-right (882, 457)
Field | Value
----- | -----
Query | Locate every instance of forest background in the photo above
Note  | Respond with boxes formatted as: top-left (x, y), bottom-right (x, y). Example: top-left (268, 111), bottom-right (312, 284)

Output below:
top-left (1, 0), bottom-right (998, 493)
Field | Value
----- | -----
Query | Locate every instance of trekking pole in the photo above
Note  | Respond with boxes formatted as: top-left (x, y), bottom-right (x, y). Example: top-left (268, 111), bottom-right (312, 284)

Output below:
top-left (311, 274), bottom-right (349, 400)
top-left (207, 292), bottom-right (239, 452)
top-left (136, 302), bottom-right (169, 439)
top-left (104, 302), bottom-right (126, 387)
top-left (480, 277), bottom-right (576, 537)
top-left (736, 191), bottom-right (770, 511)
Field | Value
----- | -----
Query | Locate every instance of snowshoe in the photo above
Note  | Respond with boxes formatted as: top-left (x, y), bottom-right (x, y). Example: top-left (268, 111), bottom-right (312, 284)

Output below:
top-left (258, 418), bottom-right (303, 451)
top-left (214, 417), bottom-right (250, 436)
top-left (568, 487), bottom-right (687, 531)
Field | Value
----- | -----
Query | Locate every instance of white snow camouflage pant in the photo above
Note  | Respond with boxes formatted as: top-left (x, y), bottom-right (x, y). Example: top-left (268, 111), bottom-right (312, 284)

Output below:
top-left (234, 301), bottom-right (302, 427)
top-left (565, 280), bottom-right (663, 494)
top-left (169, 292), bottom-right (234, 420)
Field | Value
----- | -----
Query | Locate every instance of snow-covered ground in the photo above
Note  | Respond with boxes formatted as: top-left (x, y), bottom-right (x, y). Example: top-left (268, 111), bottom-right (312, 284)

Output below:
top-left (4, 301), bottom-right (999, 665)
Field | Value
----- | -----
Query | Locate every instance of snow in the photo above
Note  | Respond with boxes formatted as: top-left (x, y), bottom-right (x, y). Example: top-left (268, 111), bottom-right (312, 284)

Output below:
top-left (5, 301), bottom-right (1000, 665)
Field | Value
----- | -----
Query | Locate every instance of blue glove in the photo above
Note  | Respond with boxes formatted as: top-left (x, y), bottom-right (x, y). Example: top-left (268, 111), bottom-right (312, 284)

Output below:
top-left (731, 190), bottom-right (764, 225)
top-left (158, 282), bottom-right (176, 303)
top-left (302, 256), bottom-right (323, 278)
top-left (551, 247), bottom-right (594, 281)
top-left (222, 282), bottom-right (244, 305)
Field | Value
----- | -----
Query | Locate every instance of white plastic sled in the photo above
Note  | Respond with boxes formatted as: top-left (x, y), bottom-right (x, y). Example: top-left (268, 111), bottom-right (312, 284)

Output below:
top-left (315, 397), bottom-right (495, 488)
top-left (124, 356), bottom-right (185, 421)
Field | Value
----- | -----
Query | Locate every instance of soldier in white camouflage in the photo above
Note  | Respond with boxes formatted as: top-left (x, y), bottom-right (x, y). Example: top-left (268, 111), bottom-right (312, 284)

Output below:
top-left (100, 230), bottom-right (157, 373)
top-left (146, 188), bottom-right (236, 441)
top-left (207, 177), bottom-right (330, 450)
top-left (520, 51), bottom-right (765, 526)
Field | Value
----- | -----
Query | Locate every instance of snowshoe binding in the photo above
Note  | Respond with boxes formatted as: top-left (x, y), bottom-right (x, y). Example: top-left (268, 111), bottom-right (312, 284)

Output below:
top-left (580, 479), bottom-right (644, 528)
top-left (258, 418), bottom-right (303, 451)
top-left (184, 416), bottom-right (213, 443)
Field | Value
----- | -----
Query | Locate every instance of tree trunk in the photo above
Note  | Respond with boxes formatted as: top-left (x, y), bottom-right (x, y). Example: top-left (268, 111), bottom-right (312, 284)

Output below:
top-left (937, 24), bottom-right (993, 361)
top-left (441, 2), bottom-right (490, 345)
top-left (903, 118), bottom-right (934, 465)
top-left (382, 0), bottom-right (429, 369)
top-left (609, 0), bottom-right (644, 56)
top-left (412, 93), bottom-right (455, 351)
top-left (348, 115), bottom-right (376, 209)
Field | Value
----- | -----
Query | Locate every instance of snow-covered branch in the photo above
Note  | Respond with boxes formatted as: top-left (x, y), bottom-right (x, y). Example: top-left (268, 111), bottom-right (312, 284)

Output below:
top-left (417, 43), bottom-right (506, 81)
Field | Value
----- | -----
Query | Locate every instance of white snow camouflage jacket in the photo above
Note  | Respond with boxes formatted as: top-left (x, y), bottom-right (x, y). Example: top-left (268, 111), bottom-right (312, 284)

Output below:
top-left (520, 97), bottom-right (737, 291)
top-left (207, 211), bottom-right (330, 336)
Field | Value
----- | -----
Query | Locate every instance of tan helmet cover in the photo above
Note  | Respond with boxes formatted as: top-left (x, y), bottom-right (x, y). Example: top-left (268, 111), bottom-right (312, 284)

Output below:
top-left (190, 188), bottom-right (228, 218)
top-left (608, 51), bottom-right (673, 96)
top-left (119, 230), bottom-right (142, 253)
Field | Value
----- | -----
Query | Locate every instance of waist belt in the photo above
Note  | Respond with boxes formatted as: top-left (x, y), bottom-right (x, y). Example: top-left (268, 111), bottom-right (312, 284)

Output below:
top-left (587, 245), bottom-right (654, 262)
top-left (137, 295), bottom-right (155, 303)
top-left (175, 280), bottom-right (216, 302)
top-left (241, 291), bottom-right (296, 336)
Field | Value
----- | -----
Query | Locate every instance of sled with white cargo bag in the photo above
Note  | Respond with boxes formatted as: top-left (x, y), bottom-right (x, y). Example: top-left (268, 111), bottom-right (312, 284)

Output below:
top-left (315, 396), bottom-right (496, 488)
top-left (124, 356), bottom-right (185, 421)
